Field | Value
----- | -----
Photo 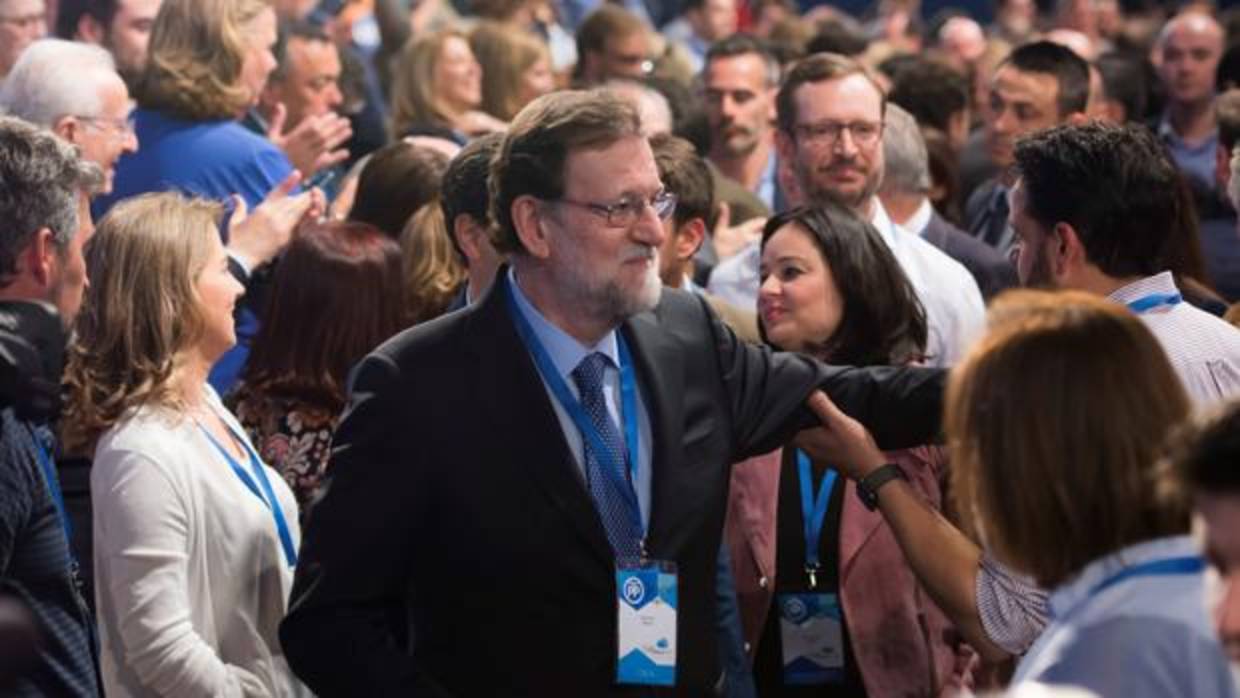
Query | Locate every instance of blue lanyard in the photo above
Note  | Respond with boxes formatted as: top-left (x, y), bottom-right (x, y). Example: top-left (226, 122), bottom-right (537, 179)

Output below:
top-left (199, 423), bottom-right (298, 567)
top-left (796, 450), bottom-right (837, 587)
top-left (506, 290), bottom-right (644, 539)
top-left (1055, 555), bottom-right (1204, 622)
top-left (1126, 292), bottom-right (1182, 314)
top-left (28, 427), bottom-right (72, 544)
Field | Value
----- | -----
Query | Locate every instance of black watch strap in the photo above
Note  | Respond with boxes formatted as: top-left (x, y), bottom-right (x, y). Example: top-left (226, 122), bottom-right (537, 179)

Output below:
top-left (856, 463), bottom-right (906, 511)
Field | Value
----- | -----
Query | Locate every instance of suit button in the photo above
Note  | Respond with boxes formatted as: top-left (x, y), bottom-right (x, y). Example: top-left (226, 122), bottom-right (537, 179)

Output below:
top-left (758, 576), bottom-right (769, 589)
top-left (744, 642), bottom-right (752, 653)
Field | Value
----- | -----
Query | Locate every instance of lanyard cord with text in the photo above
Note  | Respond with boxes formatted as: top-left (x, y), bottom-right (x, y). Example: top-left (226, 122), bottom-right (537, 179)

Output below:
top-left (198, 418), bottom-right (298, 568)
top-left (506, 290), bottom-right (646, 556)
top-left (1125, 292), bottom-right (1182, 314)
top-left (1053, 555), bottom-right (1204, 623)
top-left (796, 450), bottom-right (837, 589)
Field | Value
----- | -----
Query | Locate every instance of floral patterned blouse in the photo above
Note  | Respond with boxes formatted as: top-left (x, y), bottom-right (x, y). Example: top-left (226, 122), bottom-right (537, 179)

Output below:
top-left (227, 386), bottom-right (340, 525)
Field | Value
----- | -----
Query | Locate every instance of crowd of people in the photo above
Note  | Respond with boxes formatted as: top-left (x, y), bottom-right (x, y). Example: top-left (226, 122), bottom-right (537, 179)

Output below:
top-left (1, 0), bottom-right (1240, 694)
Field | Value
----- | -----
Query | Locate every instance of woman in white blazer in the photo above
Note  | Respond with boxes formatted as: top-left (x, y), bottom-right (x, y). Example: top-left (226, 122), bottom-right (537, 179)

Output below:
top-left (63, 192), bottom-right (308, 697)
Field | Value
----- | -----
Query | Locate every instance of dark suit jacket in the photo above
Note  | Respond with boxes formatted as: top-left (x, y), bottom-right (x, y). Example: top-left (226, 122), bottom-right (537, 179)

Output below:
top-left (280, 270), bottom-right (945, 697)
top-left (921, 210), bottom-right (1018, 300)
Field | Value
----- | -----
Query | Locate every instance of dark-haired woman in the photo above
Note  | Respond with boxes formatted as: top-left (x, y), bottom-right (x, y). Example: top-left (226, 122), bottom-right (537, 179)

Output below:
top-left (228, 221), bottom-right (405, 521)
top-left (727, 203), bottom-right (968, 696)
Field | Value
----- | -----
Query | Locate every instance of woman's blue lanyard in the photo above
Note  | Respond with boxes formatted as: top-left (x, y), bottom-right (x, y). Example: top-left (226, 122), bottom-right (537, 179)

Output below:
top-left (28, 426), bottom-right (72, 544)
top-left (506, 291), bottom-right (644, 541)
top-left (198, 421), bottom-right (298, 568)
top-left (1126, 292), bottom-right (1182, 314)
top-left (1054, 555), bottom-right (1205, 623)
top-left (796, 450), bottom-right (837, 589)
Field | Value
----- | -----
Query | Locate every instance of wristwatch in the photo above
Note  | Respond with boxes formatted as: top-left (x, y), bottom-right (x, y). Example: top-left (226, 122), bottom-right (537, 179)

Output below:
top-left (856, 463), bottom-right (906, 511)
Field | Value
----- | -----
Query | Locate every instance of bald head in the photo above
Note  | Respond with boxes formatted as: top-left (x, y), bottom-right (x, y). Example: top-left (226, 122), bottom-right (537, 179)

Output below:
top-left (1158, 12), bottom-right (1224, 108)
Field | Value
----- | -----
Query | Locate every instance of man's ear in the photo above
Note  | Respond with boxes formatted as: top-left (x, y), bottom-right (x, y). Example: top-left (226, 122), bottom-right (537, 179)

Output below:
top-left (452, 214), bottom-right (484, 261)
top-left (51, 115), bottom-right (80, 146)
top-left (1066, 111), bottom-right (1090, 126)
top-left (775, 128), bottom-right (795, 165)
top-left (20, 229), bottom-right (58, 287)
top-left (677, 218), bottom-right (707, 261)
top-left (511, 196), bottom-right (551, 259)
top-left (1049, 221), bottom-right (1085, 280)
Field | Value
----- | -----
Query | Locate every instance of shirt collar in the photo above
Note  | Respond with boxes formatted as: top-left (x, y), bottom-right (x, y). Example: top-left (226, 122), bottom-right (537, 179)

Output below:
top-left (1158, 110), bottom-right (1219, 149)
top-left (907, 198), bottom-right (934, 237)
top-left (508, 268), bottom-right (620, 379)
top-left (869, 199), bottom-right (900, 247)
top-left (1047, 535), bottom-right (1200, 620)
top-left (1106, 271), bottom-right (1178, 307)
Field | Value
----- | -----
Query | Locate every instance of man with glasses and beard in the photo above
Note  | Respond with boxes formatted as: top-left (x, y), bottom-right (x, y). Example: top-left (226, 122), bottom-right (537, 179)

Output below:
top-left (280, 89), bottom-right (947, 696)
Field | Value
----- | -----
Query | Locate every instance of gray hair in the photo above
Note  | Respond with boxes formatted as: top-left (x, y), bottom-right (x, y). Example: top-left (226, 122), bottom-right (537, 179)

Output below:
top-left (0, 116), bottom-right (104, 286)
top-left (881, 103), bottom-right (931, 196)
top-left (603, 79), bottom-right (672, 136)
top-left (0, 39), bottom-right (119, 127)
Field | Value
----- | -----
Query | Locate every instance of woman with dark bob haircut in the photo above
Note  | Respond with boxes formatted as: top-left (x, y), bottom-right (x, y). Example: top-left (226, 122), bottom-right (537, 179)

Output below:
top-left (803, 289), bottom-right (1236, 695)
top-left (726, 203), bottom-right (971, 696)
top-left (228, 220), bottom-right (405, 521)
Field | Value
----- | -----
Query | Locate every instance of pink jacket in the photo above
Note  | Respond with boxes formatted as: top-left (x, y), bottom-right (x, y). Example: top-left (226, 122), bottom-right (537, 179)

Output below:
top-left (724, 446), bottom-right (970, 697)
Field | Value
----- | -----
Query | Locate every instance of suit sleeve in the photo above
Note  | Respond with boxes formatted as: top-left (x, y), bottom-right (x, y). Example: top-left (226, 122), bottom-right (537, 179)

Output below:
top-left (279, 353), bottom-right (453, 698)
top-left (700, 293), bottom-right (945, 457)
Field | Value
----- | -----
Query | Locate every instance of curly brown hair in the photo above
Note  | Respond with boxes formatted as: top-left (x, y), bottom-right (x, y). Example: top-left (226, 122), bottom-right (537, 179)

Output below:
top-left (61, 192), bottom-right (217, 455)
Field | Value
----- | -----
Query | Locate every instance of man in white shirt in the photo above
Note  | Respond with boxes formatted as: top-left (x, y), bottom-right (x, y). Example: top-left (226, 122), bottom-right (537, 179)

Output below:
top-left (1009, 120), bottom-right (1240, 408)
top-left (774, 52), bottom-right (985, 366)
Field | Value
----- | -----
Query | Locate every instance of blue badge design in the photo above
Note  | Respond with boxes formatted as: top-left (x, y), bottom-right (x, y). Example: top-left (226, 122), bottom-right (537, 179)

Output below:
top-left (616, 562), bottom-right (677, 686)
top-left (778, 592), bottom-right (845, 685)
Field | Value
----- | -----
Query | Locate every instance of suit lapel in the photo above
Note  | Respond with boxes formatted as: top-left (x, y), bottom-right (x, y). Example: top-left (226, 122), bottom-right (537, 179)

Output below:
top-left (463, 272), bottom-right (613, 568)
top-left (620, 309), bottom-right (685, 558)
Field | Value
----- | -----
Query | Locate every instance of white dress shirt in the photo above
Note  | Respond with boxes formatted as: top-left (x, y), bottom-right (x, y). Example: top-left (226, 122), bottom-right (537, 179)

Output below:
top-left (1108, 272), bottom-right (1240, 410)
top-left (870, 201), bottom-right (986, 367)
top-left (92, 386), bottom-right (308, 698)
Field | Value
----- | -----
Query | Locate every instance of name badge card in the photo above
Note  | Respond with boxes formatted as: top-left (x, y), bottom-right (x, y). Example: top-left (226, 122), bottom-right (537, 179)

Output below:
top-left (616, 560), bottom-right (677, 686)
top-left (778, 592), bottom-right (844, 685)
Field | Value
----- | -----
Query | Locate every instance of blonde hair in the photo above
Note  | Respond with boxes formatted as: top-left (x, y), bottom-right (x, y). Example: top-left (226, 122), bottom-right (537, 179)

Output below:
top-left (61, 192), bottom-right (218, 455)
top-left (946, 289), bottom-right (1192, 588)
top-left (136, 0), bottom-right (272, 120)
top-left (471, 21), bottom-right (551, 122)
top-left (400, 202), bottom-right (465, 324)
top-left (390, 28), bottom-right (471, 137)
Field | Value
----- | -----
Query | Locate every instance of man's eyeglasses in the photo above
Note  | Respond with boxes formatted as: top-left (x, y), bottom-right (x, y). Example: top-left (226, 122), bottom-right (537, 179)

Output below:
top-left (550, 190), bottom-right (678, 227)
top-left (793, 120), bottom-right (883, 148)
top-left (75, 114), bottom-right (136, 139)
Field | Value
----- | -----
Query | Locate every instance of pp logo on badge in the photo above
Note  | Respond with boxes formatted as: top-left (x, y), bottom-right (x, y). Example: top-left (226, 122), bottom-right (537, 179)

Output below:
top-left (782, 596), bottom-right (809, 624)
top-left (623, 576), bottom-right (646, 606)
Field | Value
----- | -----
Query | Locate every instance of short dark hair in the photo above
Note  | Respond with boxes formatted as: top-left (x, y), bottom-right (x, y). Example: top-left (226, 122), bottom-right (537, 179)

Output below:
top-left (885, 57), bottom-right (969, 135)
top-left (776, 52), bottom-right (885, 136)
top-left (574, 5), bottom-right (645, 77)
top-left (1000, 40), bottom-right (1091, 118)
top-left (650, 133), bottom-right (715, 231)
top-left (241, 221), bottom-right (406, 411)
top-left (440, 132), bottom-right (503, 262)
top-left (489, 90), bottom-right (642, 255)
top-left (1095, 51), bottom-right (1148, 124)
top-left (55, 0), bottom-right (114, 39)
top-left (1171, 400), bottom-right (1240, 495)
top-left (704, 33), bottom-right (781, 87)
top-left (269, 19), bottom-right (333, 84)
top-left (759, 203), bottom-right (927, 366)
top-left (806, 19), bottom-right (869, 57)
top-left (349, 141), bottom-right (450, 239)
top-left (1014, 121), bottom-right (1180, 278)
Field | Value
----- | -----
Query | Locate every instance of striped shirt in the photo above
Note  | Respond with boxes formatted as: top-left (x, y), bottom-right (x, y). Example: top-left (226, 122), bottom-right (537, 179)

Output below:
top-left (1109, 272), bottom-right (1240, 409)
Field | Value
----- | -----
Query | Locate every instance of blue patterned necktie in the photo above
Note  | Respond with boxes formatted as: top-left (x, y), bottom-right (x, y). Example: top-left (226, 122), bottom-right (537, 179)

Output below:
top-left (571, 352), bottom-right (642, 559)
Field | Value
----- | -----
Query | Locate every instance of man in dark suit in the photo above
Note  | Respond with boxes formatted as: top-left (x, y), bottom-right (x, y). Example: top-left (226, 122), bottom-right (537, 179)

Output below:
top-left (964, 41), bottom-right (1089, 253)
top-left (280, 90), bottom-right (944, 696)
top-left (879, 103), bottom-right (1017, 301)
